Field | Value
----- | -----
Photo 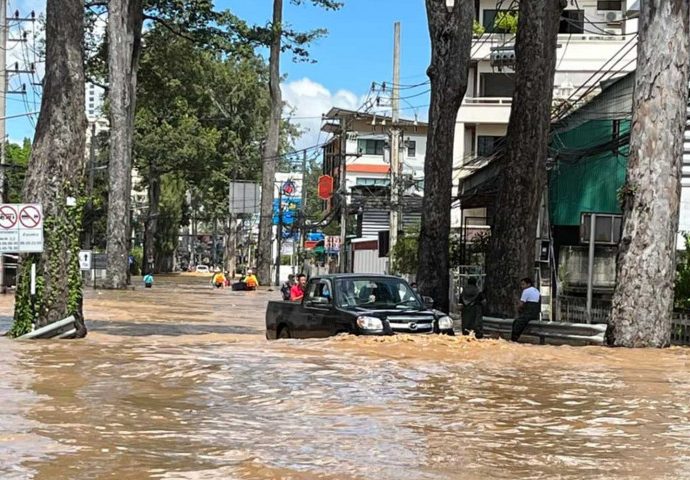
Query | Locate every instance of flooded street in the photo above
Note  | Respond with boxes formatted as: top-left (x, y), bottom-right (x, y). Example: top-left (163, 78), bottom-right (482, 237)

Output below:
top-left (2, 275), bottom-right (690, 479)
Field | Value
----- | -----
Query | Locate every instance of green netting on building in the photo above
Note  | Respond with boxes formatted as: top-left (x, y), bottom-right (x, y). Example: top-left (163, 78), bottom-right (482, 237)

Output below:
top-left (549, 119), bottom-right (630, 226)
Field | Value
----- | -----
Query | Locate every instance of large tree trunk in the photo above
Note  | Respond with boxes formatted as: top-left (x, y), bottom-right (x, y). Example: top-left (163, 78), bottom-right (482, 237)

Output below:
top-left (257, 0), bottom-right (283, 285)
top-left (104, 0), bottom-right (143, 289)
top-left (608, 0), bottom-right (690, 347)
top-left (484, 0), bottom-right (565, 317)
top-left (417, 0), bottom-right (474, 312)
top-left (10, 0), bottom-right (87, 337)
top-left (143, 167), bottom-right (160, 275)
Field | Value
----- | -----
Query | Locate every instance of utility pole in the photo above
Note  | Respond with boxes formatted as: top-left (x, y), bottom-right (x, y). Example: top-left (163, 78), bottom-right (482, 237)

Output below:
top-left (0, 6), bottom-right (36, 293)
top-left (0, 0), bottom-right (7, 293)
top-left (389, 21), bottom-right (402, 274)
top-left (338, 122), bottom-right (348, 272)
top-left (299, 149), bottom-right (308, 265)
top-left (275, 184), bottom-right (282, 286)
top-left (84, 122), bottom-right (97, 249)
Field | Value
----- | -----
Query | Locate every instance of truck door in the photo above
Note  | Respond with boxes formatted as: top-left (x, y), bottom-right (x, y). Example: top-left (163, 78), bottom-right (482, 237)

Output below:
top-left (304, 279), bottom-right (336, 337)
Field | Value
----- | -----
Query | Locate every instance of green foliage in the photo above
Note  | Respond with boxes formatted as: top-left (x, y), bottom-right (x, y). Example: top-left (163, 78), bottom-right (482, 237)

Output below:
top-left (4, 139), bottom-right (31, 202)
top-left (303, 155), bottom-right (327, 223)
top-left (9, 255), bottom-right (41, 337)
top-left (131, 27), bottom-right (272, 267)
top-left (675, 233), bottom-right (690, 310)
top-left (82, 130), bottom-right (110, 250)
top-left (392, 234), bottom-right (419, 275)
top-left (494, 11), bottom-right (518, 34)
top-left (11, 194), bottom-right (84, 338)
top-left (131, 246), bottom-right (144, 276)
top-left (154, 175), bottom-right (188, 266)
top-left (450, 230), bottom-right (491, 268)
top-left (473, 20), bottom-right (486, 37)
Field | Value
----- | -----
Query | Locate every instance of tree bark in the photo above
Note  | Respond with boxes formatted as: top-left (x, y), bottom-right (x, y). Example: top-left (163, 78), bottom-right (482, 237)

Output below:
top-left (608, 0), bottom-right (690, 347)
top-left (417, 0), bottom-right (474, 312)
top-left (104, 0), bottom-right (143, 289)
top-left (257, 0), bottom-right (283, 285)
top-left (484, 0), bottom-right (565, 317)
top-left (143, 166), bottom-right (160, 275)
top-left (11, 0), bottom-right (87, 337)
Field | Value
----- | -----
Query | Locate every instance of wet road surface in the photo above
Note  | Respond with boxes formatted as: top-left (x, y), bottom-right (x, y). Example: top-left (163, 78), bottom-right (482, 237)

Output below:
top-left (1, 274), bottom-right (690, 479)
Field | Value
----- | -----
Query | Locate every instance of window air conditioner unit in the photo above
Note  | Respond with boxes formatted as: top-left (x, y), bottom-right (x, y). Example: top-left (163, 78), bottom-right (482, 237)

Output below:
top-left (604, 11), bottom-right (623, 22)
top-left (490, 47), bottom-right (516, 69)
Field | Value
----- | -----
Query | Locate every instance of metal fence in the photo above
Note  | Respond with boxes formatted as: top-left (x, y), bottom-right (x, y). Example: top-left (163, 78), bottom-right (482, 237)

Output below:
top-left (559, 295), bottom-right (690, 346)
top-left (558, 295), bottom-right (611, 324)
top-left (672, 314), bottom-right (690, 345)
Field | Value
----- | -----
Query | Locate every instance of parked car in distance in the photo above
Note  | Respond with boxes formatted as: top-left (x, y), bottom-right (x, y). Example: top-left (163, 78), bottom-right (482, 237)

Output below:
top-left (266, 274), bottom-right (454, 339)
top-left (195, 265), bottom-right (210, 274)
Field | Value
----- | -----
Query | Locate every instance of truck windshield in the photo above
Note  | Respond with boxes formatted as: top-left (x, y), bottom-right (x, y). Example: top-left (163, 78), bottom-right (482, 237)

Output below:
top-left (335, 277), bottom-right (422, 310)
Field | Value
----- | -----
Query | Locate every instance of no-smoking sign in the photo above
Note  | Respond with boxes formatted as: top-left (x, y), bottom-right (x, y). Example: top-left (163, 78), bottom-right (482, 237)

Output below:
top-left (0, 204), bottom-right (44, 253)
top-left (0, 205), bottom-right (17, 230)
top-left (19, 205), bottom-right (41, 229)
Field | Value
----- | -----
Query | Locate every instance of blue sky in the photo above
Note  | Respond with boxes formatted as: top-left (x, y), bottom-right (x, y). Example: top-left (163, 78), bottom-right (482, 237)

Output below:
top-left (8, 0), bottom-right (433, 148)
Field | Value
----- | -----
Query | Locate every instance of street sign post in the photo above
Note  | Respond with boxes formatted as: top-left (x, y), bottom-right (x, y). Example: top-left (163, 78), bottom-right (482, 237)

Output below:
top-left (0, 204), bottom-right (43, 253)
top-left (79, 250), bottom-right (92, 271)
top-left (325, 235), bottom-right (341, 253)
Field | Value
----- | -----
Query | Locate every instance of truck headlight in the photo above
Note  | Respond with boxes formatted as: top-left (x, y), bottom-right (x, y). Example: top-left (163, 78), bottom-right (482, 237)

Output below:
top-left (437, 316), bottom-right (453, 330)
top-left (356, 316), bottom-right (383, 332)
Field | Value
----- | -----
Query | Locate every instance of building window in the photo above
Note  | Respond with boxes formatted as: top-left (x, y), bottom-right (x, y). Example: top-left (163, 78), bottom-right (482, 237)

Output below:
top-left (407, 140), bottom-right (416, 157)
top-left (477, 136), bottom-right (503, 157)
top-left (480, 73), bottom-right (515, 97)
top-left (481, 9), bottom-right (518, 33)
top-left (597, 0), bottom-right (622, 10)
top-left (88, 109), bottom-right (95, 116)
top-left (560, 10), bottom-right (584, 33)
top-left (356, 178), bottom-right (390, 187)
top-left (357, 139), bottom-right (385, 155)
top-left (580, 213), bottom-right (622, 244)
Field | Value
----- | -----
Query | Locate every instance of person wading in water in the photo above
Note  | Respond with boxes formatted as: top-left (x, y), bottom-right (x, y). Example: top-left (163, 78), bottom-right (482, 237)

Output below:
top-left (460, 277), bottom-right (485, 338)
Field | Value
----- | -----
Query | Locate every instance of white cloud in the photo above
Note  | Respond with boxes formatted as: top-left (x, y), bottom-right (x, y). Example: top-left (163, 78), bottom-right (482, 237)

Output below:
top-left (281, 77), bottom-right (365, 150)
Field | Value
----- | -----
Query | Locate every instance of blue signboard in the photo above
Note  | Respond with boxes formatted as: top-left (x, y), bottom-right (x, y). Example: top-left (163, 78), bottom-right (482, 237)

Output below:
top-left (306, 232), bottom-right (325, 242)
top-left (272, 198), bottom-right (301, 226)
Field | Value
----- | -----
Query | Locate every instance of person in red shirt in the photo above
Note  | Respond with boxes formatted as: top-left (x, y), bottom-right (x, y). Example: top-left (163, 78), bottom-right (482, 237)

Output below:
top-left (290, 274), bottom-right (307, 302)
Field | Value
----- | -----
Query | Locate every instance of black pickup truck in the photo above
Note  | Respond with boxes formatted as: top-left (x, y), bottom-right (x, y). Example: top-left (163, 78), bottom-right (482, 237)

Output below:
top-left (265, 274), bottom-right (454, 339)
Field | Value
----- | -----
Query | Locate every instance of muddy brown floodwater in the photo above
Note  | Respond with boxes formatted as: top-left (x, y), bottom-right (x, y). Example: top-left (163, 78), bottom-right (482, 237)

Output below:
top-left (1, 274), bottom-right (690, 479)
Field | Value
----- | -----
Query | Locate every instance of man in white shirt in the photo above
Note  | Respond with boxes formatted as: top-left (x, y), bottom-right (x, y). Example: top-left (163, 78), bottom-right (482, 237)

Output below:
top-left (511, 277), bottom-right (541, 342)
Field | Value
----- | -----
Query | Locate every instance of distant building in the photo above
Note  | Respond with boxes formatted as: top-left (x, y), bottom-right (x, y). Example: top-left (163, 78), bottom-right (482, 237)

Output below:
top-left (453, 0), bottom-right (639, 229)
top-left (321, 108), bottom-right (428, 200)
top-left (320, 108), bottom-right (428, 274)
top-left (85, 82), bottom-right (105, 122)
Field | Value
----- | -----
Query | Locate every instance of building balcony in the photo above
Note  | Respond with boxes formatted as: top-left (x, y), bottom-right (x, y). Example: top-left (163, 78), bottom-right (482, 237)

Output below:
top-left (457, 97), bottom-right (512, 124)
top-left (470, 34), bottom-right (635, 68)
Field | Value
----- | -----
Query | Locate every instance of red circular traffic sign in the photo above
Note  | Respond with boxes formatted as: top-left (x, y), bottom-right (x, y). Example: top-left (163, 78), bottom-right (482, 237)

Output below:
top-left (282, 180), bottom-right (296, 196)
top-left (19, 205), bottom-right (41, 228)
top-left (317, 175), bottom-right (334, 200)
top-left (0, 206), bottom-right (17, 229)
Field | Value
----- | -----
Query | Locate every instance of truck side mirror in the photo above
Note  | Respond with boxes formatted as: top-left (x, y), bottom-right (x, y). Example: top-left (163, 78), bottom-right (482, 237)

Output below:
top-left (423, 296), bottom-right (434, 309)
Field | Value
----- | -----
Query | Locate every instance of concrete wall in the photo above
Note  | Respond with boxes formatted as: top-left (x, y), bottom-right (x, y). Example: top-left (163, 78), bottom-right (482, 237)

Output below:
top-left (352, 246), bottom-right (388, 274)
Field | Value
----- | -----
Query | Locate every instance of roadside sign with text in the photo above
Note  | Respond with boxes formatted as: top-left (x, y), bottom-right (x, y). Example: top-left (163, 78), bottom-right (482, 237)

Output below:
top-left (79, 250), bottom-right (93, 271)
top-left (325, 235), bottom-right (341, 252)
top-left (0, 204), bottom-right (44, 253)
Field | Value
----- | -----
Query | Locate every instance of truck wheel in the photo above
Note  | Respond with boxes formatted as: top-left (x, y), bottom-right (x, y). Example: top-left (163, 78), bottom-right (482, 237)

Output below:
top-left (278, 325), bottom-right (291, 339)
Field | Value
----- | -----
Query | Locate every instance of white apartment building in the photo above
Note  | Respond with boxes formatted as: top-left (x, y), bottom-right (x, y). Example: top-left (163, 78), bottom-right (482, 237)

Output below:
top-left (321, 108), bottom-right (428, 195)
top-left (85, 82), bottom-right (105, 122)
top-left (452, 0), bottom-right (638, 228)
